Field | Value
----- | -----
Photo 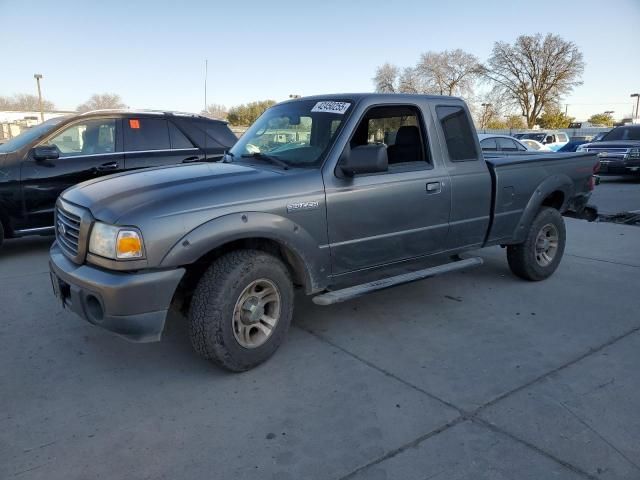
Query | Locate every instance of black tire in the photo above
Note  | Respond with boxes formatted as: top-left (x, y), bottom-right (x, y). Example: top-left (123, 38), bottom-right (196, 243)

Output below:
top-left (507, 207), bottom-right (566, 281)
top-left (189, 249), bottom-right (294, 372)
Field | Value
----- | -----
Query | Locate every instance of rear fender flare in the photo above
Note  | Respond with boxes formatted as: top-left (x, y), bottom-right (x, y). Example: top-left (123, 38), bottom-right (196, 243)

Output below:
top-left (512, 174), bottom-right (573, 244)
top-left (160, 212), bottom-right (330, 293)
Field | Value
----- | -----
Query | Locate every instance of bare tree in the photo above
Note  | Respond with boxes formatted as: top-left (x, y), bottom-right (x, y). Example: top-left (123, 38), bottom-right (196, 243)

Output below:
top-left (373, 63), bottom-right (399, 93)
top-left (0, 96), bottom-right (13, 109)
top-left (416, 49), bottom-right (482, 96)
top-left (202, 103), bottom-right (228, 120)
top-left (76, 93), bottom-right (126, 112)
top-left (0, 93), bottom-right (55, 111)
top-left (483, 33), bottom-right (584, 128)
top-left (397, 67), bottom-right (428, 94)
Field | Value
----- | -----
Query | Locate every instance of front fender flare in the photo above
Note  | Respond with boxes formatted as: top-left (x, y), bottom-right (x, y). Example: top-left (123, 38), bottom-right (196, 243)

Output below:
top-left (511, 174), bottom-right (574, 244)
top-left (160, 212), bottom-right (330, 293)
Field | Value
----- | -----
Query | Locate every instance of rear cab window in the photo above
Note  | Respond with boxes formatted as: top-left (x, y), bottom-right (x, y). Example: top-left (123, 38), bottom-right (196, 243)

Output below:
top-left (436, 105), bottom-right (478, 161)
top-left (124, 118), bottom-right (170, 151)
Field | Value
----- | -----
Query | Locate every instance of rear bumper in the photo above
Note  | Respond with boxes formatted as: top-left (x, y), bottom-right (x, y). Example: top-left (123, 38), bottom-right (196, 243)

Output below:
top-left (49, 242), bottom-right (185, 342)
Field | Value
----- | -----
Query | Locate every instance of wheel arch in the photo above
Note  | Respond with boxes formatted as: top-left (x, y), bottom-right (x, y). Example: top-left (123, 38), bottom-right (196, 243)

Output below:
top-left (161, 212), bottom-right (330, 295)
top-left (511, 175), bottom-right (573, 244)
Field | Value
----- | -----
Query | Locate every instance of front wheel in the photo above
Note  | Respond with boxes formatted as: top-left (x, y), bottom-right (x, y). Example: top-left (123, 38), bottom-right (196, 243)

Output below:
top-left (507, 207), bottom-right (566, 281)
top-left (189, 250), bottom-right (294, 372)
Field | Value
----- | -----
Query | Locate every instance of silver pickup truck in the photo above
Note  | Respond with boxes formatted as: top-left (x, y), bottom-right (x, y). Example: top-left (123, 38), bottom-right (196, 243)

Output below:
top-left (49, 94), bottom-right (599, 371)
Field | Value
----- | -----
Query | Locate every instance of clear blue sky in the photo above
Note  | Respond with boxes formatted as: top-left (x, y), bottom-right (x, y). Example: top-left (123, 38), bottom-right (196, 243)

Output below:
top-left (3, 0), bottom-right (639, 120)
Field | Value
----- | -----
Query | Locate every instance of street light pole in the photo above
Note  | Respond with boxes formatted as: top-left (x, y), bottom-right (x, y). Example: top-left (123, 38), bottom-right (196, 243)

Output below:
top-left (631, 94), bottom-right (640, 120)
top-left (33, 74), bottom-right (44, 122)
top-left (480, 103), bottom-right (492, 131)
top-left (604, 110), bottom-right (615, 126)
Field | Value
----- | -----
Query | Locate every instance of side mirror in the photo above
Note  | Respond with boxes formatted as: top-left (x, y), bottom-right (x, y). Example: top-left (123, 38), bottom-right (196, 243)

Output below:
top-left (33, 145), bottom-right (59, 161)
top-left (340, 144), bottom-right (388, 177)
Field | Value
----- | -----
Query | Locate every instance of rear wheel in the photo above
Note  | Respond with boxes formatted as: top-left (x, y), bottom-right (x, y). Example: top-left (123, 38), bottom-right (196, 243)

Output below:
top-left (189, 250), bottom-right (294, 372)
top-left (507, 207), bottom-right (566, 281)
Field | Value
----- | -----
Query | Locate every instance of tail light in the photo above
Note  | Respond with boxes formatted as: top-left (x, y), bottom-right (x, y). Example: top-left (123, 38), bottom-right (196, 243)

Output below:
top-left (589, 161), bottom-right (600, 191)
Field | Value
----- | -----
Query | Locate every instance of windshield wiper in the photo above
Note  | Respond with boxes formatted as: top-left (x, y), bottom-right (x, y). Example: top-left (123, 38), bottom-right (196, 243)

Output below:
top-left (241, 152), bottom-right (289, 170)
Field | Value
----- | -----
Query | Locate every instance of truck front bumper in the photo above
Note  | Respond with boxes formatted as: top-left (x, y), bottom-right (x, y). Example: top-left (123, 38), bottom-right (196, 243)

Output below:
top-left (598, 158), bottom-right (640, 175)
top-left (49, 242), bottom-right (185, 342)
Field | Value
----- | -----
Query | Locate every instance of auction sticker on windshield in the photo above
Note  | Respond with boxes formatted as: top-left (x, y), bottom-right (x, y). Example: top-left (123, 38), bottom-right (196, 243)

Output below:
top-left (311, 101), bottom-right (351, 114)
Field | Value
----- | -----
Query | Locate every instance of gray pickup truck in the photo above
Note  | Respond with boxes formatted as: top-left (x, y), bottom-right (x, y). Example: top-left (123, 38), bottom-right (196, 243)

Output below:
top-left (49, 94), bottom-right (599, 371)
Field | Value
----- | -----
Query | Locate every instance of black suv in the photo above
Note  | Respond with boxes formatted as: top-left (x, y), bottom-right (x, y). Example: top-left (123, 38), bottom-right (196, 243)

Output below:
top-left (0, 110), bottom-right (237, 247)
top-left (577, 125), bottom-right (640, 175)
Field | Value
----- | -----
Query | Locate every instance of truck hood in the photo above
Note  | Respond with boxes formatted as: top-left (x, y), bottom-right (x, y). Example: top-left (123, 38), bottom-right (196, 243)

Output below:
top-left (583, 140), bottom-right (640, 149)
top-left (62, 162), bottom-right (283, 224)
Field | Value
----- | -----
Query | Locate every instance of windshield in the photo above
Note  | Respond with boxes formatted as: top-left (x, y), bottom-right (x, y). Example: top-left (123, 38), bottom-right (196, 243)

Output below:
top-left (0, 117), bottom-right (67, 153)
top-left (601, 126), bottom-right (640, 141)
top-left (521, 133), bottom-right (546, 142)
top-left (229, 99), bottom-right (352, 167)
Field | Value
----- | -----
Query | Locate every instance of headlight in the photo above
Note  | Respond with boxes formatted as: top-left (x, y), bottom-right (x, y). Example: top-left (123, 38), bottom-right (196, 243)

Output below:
top-left (89, 222), bottom-right (145, 260)
top-left (629, 147), bottom-right (640, 159)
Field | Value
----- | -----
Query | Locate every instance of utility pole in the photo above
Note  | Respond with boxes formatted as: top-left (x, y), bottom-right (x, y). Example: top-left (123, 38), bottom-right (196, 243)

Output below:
top-left (33, 74), bottom-right (44, 122)
top-left (631, 93), bottom-right (640, 119)
top-left (204, 59), bottom-right (208, 114)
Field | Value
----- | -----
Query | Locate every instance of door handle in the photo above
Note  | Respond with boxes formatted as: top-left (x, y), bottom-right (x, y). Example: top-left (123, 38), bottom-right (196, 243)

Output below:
top-left (182, 156), bottom-right (200, 163)
top-left (426, 181), bottom-right (441, 193)
top-left (96, 162), bottom-right (119, 172)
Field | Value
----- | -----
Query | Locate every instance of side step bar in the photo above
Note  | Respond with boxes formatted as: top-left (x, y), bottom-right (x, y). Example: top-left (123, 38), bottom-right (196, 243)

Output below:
top-left (312, 256), bottom-right (483, 306)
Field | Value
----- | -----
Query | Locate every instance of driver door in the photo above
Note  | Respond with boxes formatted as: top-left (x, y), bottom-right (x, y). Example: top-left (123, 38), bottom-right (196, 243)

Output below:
top-left (20, 117), bottom-right (123, 228)
top-left (323, 104), bottom-right (451, 276)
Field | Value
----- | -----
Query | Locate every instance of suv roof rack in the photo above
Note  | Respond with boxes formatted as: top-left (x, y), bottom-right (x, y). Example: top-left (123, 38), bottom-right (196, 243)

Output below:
top-left (79, 109), bottom-right (209, 119)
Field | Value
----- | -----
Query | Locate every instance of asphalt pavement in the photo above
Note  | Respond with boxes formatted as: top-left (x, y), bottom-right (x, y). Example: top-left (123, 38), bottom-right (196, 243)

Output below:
top-left (1, 178), bottom-right (639, 480)
top-left (591, 176), bottom-right (640, 214)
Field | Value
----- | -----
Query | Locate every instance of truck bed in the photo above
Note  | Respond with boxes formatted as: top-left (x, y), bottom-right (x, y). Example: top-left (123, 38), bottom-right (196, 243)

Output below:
top-left (483, 152), bottom-right (598, 245)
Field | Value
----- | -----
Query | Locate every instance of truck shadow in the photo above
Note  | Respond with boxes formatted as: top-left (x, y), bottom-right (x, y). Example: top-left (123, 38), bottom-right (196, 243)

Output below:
top-left (0, 235), bottom-right (54, 257)
top-left (598, 176), bottom-right (640, 184)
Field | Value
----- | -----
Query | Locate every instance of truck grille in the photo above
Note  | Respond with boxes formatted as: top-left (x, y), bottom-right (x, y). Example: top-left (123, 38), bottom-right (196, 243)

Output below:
top-left (55, 199), bottom-right (92, 263)
top-left (56, 206), bottom-right (81, 256)
top-left (584, 147), bottom-right (629, 159)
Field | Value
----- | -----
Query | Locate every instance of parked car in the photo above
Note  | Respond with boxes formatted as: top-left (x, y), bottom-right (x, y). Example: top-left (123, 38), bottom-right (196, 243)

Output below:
top-left (477, 134), bottom-right (530, 155)
top-left (49, 94), bottom-right (599, 371)
top-left (0, 110), bottom-right (237, 247)
top-left (558, 140), bottom-right (589, 152)
top-left (519, 131), bottom-right (569, 151)
top-left (577, 125), bottom-right (640, 175)
top-left (520, 139), bottom-right (552, 151)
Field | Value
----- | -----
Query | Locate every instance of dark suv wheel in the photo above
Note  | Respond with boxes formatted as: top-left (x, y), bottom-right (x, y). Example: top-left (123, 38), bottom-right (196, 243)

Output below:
top-left (189, 249), bottom-right (294, 371)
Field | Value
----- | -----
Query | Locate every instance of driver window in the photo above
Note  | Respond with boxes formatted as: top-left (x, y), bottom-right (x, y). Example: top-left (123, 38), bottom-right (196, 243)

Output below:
top-left (46, 119), bottom-right (116, 157)
top-left (350, 105), bottom-right (428, 167)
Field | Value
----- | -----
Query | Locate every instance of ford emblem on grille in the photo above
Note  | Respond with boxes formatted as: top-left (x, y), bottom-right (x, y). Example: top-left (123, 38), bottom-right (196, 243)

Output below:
top-left (58, 221), bottom-right (66, 236)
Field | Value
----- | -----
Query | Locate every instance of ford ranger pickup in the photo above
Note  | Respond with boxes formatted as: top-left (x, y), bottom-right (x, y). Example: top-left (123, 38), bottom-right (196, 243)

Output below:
top-left (49, 94), bottom-right (599, 371)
